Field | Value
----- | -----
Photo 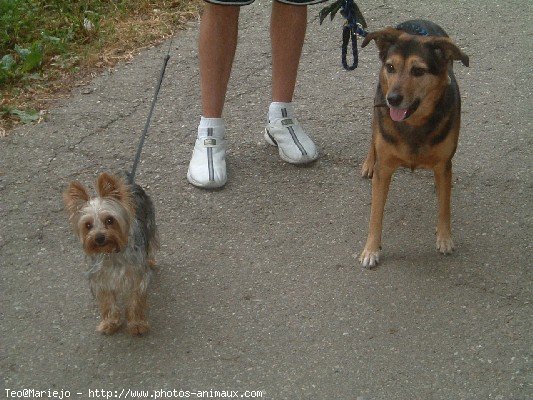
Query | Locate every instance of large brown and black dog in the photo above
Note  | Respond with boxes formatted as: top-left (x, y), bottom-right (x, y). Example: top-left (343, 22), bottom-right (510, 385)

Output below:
top-left (359, 20), bottom-right (469, 268)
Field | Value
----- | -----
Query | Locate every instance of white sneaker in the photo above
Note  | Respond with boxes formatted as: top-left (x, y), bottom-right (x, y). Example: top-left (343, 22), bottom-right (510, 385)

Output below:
top-left (264, 117), bottom-right (319, 164)
top-left (187, 131), bottom-right (227, 188)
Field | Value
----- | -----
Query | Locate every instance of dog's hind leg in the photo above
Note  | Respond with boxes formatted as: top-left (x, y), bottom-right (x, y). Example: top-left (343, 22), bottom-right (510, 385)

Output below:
top-left (362, 116), bottom-right (378, 178)
top-left (434, 160), bottom-right (454, 254)
top-left (361, 138), bottom-right (376, 178)
top-left (146, 232), bottom-right (159, 269)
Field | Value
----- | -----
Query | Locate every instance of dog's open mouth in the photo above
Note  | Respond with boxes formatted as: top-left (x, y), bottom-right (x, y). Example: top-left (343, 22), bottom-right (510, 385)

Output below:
top-left (389, 99), bottom-right (420, 122)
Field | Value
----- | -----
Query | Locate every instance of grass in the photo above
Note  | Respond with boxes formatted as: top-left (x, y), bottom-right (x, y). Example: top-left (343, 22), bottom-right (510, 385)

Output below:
top-left (0, 0), bottom-right (201, 134)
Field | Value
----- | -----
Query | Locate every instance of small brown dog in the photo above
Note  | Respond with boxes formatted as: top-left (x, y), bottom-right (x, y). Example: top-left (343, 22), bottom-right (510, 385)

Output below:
top-left (63, 173), bottom-right (159, 335)
top-left (359, 20), bottom-right (469, 268)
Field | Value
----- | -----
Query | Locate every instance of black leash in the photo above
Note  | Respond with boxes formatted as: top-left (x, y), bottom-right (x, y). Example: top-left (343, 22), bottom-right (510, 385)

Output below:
top-left (319, 0), bottom-right (368, 70)
top-left (129, 36), bottom-right (173, 184)
top-left (319, 2), bottom-right (432, 71)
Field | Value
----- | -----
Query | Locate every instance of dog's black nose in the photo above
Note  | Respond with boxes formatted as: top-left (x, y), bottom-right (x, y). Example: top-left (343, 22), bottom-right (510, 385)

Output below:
top-left (95, 234), bottom-right (106, 246)
top-left (387, 93), bottom-right (404, 107)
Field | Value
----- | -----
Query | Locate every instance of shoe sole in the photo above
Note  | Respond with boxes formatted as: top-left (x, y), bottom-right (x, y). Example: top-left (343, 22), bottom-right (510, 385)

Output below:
top-left (187, 170), bottom-right (227, 189)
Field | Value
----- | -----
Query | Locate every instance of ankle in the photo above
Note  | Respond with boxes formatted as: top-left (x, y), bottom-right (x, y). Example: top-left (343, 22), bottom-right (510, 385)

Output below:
top-left (198, 116), bottom-right (225, 138)
top-left (268, 102), bottom-right (294, 122)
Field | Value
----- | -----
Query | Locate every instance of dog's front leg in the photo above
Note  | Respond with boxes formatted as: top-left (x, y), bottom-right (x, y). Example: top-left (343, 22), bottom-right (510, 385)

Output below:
top-left (95, 290), bottom-right (122, 335)
top-left (434, 160), bottom-right (454, 254)
top-left (125, 283), bottom-right (150, 336)
top-left (360, 160), bottom-right (396, 268)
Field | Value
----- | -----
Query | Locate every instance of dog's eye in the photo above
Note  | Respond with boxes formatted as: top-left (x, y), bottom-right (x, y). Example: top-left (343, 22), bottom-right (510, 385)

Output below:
top-left (385, 63), bottom-right (395, 73)
top-left (411, 67), bottom-right (426, 77)
top-left (85, 222), bottom-right (93, 230)
top-left (105, 217), bottom-right (114, 226)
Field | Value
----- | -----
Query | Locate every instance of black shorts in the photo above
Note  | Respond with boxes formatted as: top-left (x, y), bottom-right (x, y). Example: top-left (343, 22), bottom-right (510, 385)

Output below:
top-left (205, 0), bottom-right (327, 6)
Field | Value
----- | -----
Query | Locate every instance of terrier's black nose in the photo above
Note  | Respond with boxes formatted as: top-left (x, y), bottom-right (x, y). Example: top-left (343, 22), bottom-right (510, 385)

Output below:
top-left (387, 93), bottom-right (404, 107)
top-left (95, 234), bottom-right (106, 246)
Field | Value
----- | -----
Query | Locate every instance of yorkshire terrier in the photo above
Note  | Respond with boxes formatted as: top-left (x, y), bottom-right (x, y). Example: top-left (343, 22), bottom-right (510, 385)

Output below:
top-left (63, 172), bottom-right (159, 336)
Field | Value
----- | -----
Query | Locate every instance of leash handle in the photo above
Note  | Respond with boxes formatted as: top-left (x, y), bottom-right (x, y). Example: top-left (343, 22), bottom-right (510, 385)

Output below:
top-left (130, 53), bottom-right (171, 183)
top-left (319, 0), bottom-right (368, 71)
top-left (342, 26), bottom-right (358, 70)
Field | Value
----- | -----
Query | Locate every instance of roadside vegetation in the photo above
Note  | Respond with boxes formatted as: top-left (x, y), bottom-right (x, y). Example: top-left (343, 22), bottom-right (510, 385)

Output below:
top-left (0, 0), bottom-right (200, 134)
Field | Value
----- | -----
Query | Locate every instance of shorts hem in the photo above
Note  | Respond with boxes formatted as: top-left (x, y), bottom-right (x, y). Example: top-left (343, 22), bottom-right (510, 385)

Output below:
top-left (204, 0), bottom-right (255, 5)
top-left (275, 0), bottom-right (329, 5)
top-left (203, 0), bottom-right (328, 5)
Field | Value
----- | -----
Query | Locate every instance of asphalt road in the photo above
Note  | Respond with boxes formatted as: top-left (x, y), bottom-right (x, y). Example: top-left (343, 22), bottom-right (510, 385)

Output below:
top-left (1, 1), bottom-right (531, 399)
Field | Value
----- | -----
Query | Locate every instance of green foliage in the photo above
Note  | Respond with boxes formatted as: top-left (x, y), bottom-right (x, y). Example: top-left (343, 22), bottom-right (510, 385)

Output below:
top-left (0, 105), bottom-right (39, 123)
top-left (1, 0), bottom-right (196, 126)
top-left (0, 0), bottom-right (125, 85)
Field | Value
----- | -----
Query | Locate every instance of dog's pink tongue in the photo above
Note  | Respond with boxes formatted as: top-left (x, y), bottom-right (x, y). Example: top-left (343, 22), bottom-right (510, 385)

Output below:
top-left (390, 107), bottom-right (409, 122)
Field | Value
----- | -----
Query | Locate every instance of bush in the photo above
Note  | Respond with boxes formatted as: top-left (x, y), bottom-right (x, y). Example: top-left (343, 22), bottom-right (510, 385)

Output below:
top-left (0, 0), bottom-right (117, 85)
top-left (1, 0), bottom-right (199, 128)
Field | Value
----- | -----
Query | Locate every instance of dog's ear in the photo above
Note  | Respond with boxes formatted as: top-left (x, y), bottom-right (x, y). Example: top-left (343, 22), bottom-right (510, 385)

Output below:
top-left (96, 172), bottom-right (135, 213)
top-left (96, 173), bottom-right (130, 201)
top-left (361, 27), bottom-right (403, 60)
top-left (426, 37), bottom-right (469, 67)
top-left (63, 181), bottom-right (90, 216)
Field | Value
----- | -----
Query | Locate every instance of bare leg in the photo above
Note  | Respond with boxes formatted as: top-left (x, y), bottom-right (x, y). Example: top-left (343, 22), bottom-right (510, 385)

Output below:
top-left (199, 4), bottom-right (240, 117)
top-left (270, 2), bottom-right (307, 102)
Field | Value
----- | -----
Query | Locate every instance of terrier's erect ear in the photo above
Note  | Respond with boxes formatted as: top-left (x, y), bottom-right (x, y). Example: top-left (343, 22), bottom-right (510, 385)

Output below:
top-left (96, 172), bottom-right (129, 200)
top-left (63, 181), bottom-right (90, 217)
top-left (361, 27), bottom-right (403, 60)
top-left (425, 37), bottom-right (469, 67)
top-left (96, 172), bottom-right (134, 211)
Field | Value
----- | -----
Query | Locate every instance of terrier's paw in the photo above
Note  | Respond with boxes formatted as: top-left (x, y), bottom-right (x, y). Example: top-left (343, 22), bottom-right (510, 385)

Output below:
top-left (436, 235), bottom-right (454, 254)
top-left (96, 319), bottom-right (122, 335)
top-left (126, 320), bottom-right (150, 336)
top-left (360, 248), bottom-right (380, 269)
top-left (361, 159), bottom-right (374, 179)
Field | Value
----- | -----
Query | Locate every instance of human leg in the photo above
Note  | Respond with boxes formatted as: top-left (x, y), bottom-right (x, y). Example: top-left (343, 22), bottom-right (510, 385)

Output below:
top-left (265, 1), bottom-right (318, 164)
top-left (270, 1), bottom-right (307, 103)
top-left (199, 3), bottom-right (239, 118)
top-left (188, 3), bottom-right (239, 188)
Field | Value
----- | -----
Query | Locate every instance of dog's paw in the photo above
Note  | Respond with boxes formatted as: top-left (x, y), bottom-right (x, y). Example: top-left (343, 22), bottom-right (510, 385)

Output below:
top-left (126, 320), bottom-right (150, 336)
top-left (361, 159), bottom-right (374, 179)
top-left (436, 235), bottom-right (454, 254)
top-left (359, 248), bottom-right (380, 269)
top-left (96, 319), bottom-right (122, 335)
